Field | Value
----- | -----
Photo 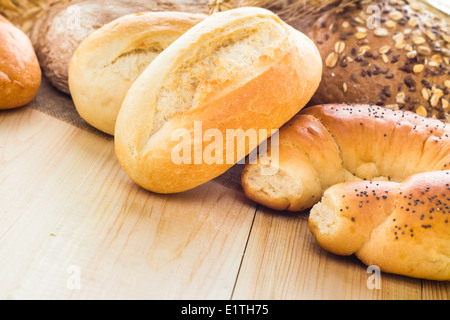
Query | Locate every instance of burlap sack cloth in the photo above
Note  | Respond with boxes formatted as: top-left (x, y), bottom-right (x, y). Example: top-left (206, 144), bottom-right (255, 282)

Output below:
top-left (29, 75), bottom-right (245, 191)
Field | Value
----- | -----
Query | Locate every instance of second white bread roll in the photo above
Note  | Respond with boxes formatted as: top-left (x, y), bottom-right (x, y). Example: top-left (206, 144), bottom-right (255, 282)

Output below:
top-left (114, 7), bottom-right (322, 194)
top-left (69, 11), bottom-right (206, 135)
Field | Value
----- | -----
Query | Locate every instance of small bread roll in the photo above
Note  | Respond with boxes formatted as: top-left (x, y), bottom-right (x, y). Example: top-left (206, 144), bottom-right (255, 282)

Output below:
top-left (0, 15), bottom-right (41, 109)
top-left (114, 7), bottom-right (322, 194)
top-left (69, 11), bottom-right (206, 135)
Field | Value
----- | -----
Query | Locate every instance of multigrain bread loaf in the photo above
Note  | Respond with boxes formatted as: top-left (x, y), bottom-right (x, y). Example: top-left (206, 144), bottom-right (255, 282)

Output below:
top-left (69, 11), bottom-right (206, 135)
top-left (0, 15), bottom-right (41, 109)
top-left (241, 104), bottom-right (450, 212)
top-left (309, 170), bottom-right (450, 281)
top-left (307, 0), bottom-right (450, 122)
top-left (29, 0), bottom-right (210, 94)
top-left (114, 7), bottom-right (322, 194)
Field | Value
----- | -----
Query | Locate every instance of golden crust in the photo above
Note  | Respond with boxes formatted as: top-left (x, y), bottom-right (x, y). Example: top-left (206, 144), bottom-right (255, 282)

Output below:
top-left (0, 16), bottom-right (41, 109)
top-left (302, 104), bottom-right (450, 181)
top-left (114, 7), bottom-right (322, 194)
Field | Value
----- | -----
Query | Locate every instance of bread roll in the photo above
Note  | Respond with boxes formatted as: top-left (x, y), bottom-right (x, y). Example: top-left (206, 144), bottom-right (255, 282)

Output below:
top-left (241, 104), bottom-right (450, 211)
top-left (69, 11), bottom-right (206, 135)
top-left (29, 0), bottom-right (210, 94)
top-left (0, 15), bottom-right (41, 109)
top-left (114, 7), bottom-right (322, 194)
top-left (308, 170), bottom-right (450, 281)
top-left (307, 0), bottom-right (450, 122)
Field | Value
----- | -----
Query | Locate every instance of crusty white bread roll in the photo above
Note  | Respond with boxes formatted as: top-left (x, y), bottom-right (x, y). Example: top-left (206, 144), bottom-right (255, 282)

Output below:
top-left (114, 7), bottom-right (322, 194)
top-left (242, 104), bottom-right (450, 211)
top-left (0, 15), bottom-right (41, 109)
top-left (69, 11), bottom-right (206, 135)
top-left (308, 171), bottom-right (450, 281)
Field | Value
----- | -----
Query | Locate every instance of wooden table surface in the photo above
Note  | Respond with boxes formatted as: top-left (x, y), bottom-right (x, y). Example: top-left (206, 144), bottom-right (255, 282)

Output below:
top-left (0, 106), bottom-right (449, 300)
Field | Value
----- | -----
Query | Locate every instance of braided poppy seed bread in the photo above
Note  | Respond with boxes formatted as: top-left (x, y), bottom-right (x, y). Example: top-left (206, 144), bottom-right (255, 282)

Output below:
top-left (114, 7), bottom-right (322, 194)
top-left (241, 104), bottom-right (450, 212)
top-left (307, 0), bottom-right (450, 121)
top-left (309, 171), bottom-right (450, 281)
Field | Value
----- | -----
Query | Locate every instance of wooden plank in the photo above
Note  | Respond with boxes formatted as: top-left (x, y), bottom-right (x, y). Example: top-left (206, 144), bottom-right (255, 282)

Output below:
top-left (421, 280), bottom-right (450, 300)
top-left (0, 108), bottom-right (257, 299)
top-left (232, 206), bottom-right (425, 300)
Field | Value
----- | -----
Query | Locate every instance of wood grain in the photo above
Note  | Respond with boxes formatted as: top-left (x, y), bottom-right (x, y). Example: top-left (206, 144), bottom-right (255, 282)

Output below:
top-left (0, 108), bottom-right (256, 299)
top-left (232, 206), bottom-right (448, 300)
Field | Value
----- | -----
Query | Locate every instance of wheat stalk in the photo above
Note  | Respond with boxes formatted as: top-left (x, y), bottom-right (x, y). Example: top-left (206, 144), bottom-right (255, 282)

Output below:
top-left (0, 0), bottom-right (53, 32)
top-left (209, 0), bottom-right (448, 31)
top-left (209, 0), bottom-right (357, 30)
top-left (2, 0), bottom-right (446, 34)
